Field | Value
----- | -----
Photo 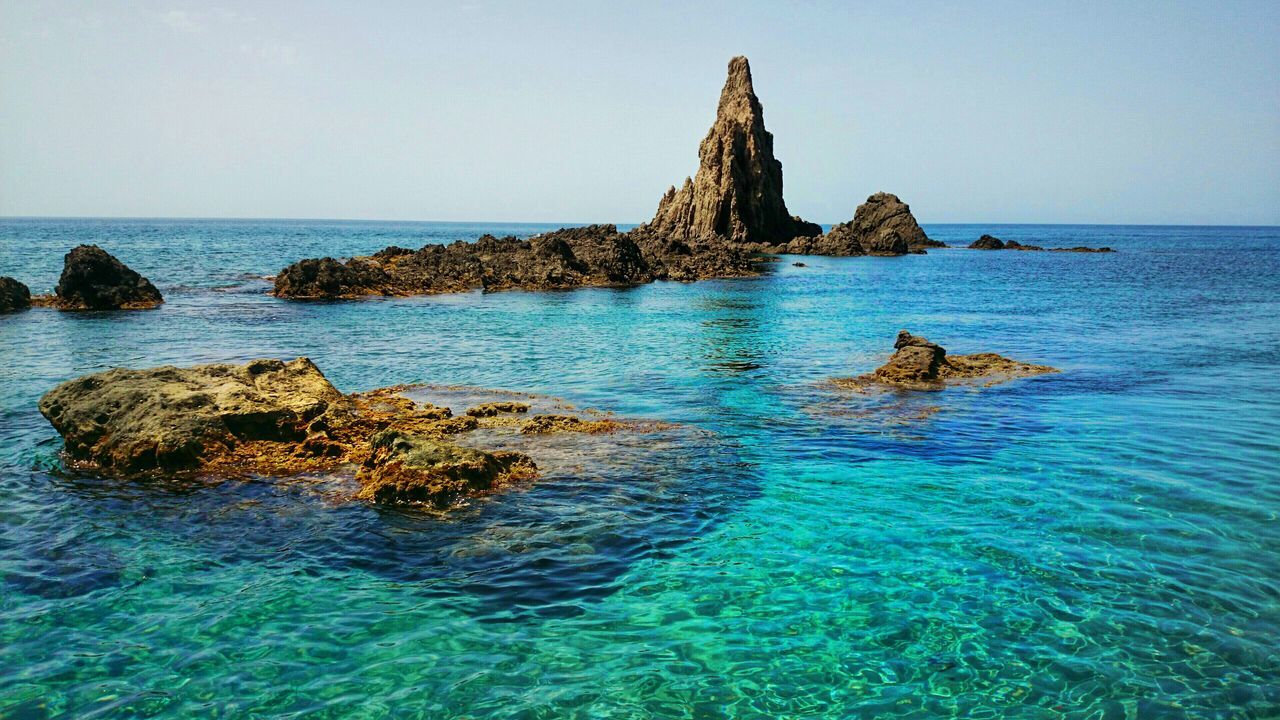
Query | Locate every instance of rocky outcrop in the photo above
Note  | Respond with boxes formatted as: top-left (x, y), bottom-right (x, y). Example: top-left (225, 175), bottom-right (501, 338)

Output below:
top-left (836, 330), bottom-right (1058, 391)
top-left (968, 235), bottom-right (1112, 253)
top-left (0, 277), bottom-right (31, 312)
top-left (53, 245), bottom-right (163, 310)
top-left (847, 193), bottom-right (939, 254)
top-left (274, 224), bottom-right (759, 300)
top-left (38, 358), bottom-right (660, 506)
top-left (354, 430), bottom-right (535, 506)
top-left (644, 56), bottom-right (819, 245)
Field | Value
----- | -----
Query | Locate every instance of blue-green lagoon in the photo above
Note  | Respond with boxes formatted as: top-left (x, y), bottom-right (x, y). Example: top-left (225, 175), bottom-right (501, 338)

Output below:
top-left (1, 219), bottom-right (1277, 718)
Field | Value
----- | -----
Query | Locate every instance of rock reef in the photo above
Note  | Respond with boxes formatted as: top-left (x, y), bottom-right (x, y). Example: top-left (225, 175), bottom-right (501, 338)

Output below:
top-left (644, 56), bottom-right (820, 245)
top-left (43, 245), bottom-right (163, 310)
top-left (967, 235), bottom-right (1112, 253)
top-left (836, 330), bottom-right (1058, 391)
top-left (273, 224), bottom-right (758, 299)
top-left (38, 358), bottom-right (659, 507)
top-left (0, 277), bottom-right (31, 312)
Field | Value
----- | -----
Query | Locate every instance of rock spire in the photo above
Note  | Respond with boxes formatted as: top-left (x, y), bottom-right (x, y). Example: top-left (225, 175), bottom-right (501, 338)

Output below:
top-left (646, 56), bottom-right (819, 244)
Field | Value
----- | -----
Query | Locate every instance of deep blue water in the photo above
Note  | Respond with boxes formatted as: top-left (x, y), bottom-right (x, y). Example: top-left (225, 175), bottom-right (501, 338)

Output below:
top-left (1, 218), bottom-right (1278, 718)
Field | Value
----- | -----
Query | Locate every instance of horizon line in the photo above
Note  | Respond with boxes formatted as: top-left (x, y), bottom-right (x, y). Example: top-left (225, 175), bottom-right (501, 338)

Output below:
top-left (1, 215), bottom-right (1276, 230)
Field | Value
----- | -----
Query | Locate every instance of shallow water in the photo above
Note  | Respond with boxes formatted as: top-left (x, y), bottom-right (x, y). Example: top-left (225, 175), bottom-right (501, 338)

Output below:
top-left (1, 219), bottom-right (1278, 718)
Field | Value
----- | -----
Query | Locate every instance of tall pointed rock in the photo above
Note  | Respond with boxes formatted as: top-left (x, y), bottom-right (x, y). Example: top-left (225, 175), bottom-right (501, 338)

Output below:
top-left (647, 56), bottom-right (819, 244)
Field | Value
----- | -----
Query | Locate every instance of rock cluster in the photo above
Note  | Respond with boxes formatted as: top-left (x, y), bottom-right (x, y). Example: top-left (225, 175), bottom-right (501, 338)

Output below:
top-left (273, 224), bottom-right (757, 299)
top-left (38, 358), bottom-right (655, 506)
top-left (837, 330), bottom-right (1058, 391)
top-left (967, 235), bottom-right (1112, 253)
top-left (751, 192), bottom-right (940, 257)
top-left (50, 245), bottom-right (163, 310)
top-left (644, 56), bottom-right (820, 246)
top-left (0, 277), bottom-right (31, 312)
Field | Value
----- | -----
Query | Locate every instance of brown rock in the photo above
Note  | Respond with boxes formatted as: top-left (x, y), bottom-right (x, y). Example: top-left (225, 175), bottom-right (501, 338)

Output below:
top-left (848, 193), bottom-right (937, 254)
top-left (53, 245), bottom-right (163, 310)
top-left (644, 56), bottom-right (818, 245)
top-left (969, 234), bottom-right (1006, 250)
top-left (465, 402), bottom-right (531, 417)
top-left (354, 430), bottom-right (535, 506)
top-left (840, 330), bottom-right (1058, 391)
top-left (521, 414), bottom-right (625, 435)
top-left (0, 277), bottom-right (31, 312)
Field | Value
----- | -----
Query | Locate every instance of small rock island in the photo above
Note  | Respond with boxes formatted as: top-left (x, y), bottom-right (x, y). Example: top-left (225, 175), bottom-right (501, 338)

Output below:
top-left (28, 245), bottom-right (164, 310)
top-left (273, 56), bottom-right (940, 301)
top-left (38, 357), bottom-right (647, 507)
top-left (836, 330), bottom-right (1058, 392)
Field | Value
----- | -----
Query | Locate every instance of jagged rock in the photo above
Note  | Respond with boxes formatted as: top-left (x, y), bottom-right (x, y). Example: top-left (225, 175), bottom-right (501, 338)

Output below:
top-left (272, 257), bottom-right (394, 299)
top-left (53, 245), bottom-right (163, 310)
top-left (645, 56), bottom-right (818, 245)
top-left (274, 224), bottom-right (759, 300)
top-left (969, 234), bottom-right (1005, 250)
top-left (967, 235), bottom-right (1111, 253)
top-left (848, 193), bottom-right (938, 254)
top-left (837, 330), bottom-right (1058, 391)
top-left (38, 358), bottom-right (345, 474)
top-left (354, 430), bottom-right (535, 506)
top-left (0, 277), bottom-right (31, 312)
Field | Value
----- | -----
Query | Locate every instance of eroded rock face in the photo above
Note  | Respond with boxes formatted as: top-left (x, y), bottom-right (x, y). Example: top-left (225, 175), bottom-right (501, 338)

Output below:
top-left (38, 358), bottom-right (343, 474)
top-left (645, 56), bottom-right (819, 245)
top-left (354, 430), bottom-right (535, 506)
top-left (848, 193), bottom-right (938, 254)
top-left (54, 245), bottom-right (163, 310)
top-left (274, 224), bottom-right (759, 300)
top-left (837, 330), bottom-right (1058, 391)
top-left (0, 277), bottom-right (31, 312)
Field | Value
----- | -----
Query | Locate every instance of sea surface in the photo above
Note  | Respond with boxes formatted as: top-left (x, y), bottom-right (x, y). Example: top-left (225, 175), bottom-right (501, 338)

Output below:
top-left (1, 218), bottom-right (1278, 719)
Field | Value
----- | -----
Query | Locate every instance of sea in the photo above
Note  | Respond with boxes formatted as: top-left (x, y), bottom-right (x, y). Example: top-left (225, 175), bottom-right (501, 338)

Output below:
top-left (1, 218), bottom-right (1278, 718)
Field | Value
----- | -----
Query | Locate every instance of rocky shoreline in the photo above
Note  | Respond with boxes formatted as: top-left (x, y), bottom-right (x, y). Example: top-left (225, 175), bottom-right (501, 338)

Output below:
top-left (38, 358), bottom-right (649, 507)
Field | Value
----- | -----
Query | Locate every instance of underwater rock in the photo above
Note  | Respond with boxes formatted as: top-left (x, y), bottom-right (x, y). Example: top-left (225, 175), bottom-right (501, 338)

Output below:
top-left (354, 430), bottom-right (535, 506)
top-left (644, 56), bottom-right (819, 245)
top-left (53, 245), bottom-right (163, 310)
top-left (521, 414), bottom-right (626, 435)
top-left (0, 276), bottom-right (31, 312)
top-left (465, 401), bottom-right (531, 417)
top-left (837, 330), bottom-right (1058, 391)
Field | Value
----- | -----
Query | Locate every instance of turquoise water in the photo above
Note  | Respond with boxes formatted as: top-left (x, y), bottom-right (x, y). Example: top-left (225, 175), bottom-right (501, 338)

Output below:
top-left (1, 219), bottom-right (1278, 718)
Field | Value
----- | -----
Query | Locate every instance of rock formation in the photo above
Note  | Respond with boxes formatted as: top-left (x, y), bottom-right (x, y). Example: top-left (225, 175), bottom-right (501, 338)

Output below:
top-left (835, 330), bottom-right (1058, 391)
top-left (53, 245), bottom-right (163, 310)
top-left (0, 277), bottom-right (31, 312)
top-left (644, 56), bottom-right (820, 245)
top-left (38, 358), bottom-right (665, 506)
top-left (846, 193), bottom-right (939, 254)
top-left (354, 430), bottom-right (535, 506)
top-left (967, 235), bottom-right (1112, 253)
top-left (273, 224), bottom-right (758, 300)
top-left (969, 234), bottom-right (1006, 250)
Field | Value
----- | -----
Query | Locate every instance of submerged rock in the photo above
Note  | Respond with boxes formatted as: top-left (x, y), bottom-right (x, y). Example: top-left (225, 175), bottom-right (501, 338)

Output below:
top-left (354, 430), bottom-right (535, 506)
top-left (520, 414), bottom-right (626, 435)
top-left (644, 56), bottom-right (819, 245)
top-left (465, 401), bottom-right (531, 417)
top-left (53, 245), bottom-right (163, 310)
top-left (0, 277), bottom-right (31, 312)
top-left (837, 330), bottom-right (1057, 391)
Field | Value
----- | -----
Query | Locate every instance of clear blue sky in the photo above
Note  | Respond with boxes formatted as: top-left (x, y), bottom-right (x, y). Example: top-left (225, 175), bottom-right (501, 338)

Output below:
top-left (2, 1), bottom-right (1277, 225)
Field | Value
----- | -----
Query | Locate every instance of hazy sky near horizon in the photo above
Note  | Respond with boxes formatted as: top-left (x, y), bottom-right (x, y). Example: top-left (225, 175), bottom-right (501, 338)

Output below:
top-left (2, 1), bottom-right (1277, 225)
